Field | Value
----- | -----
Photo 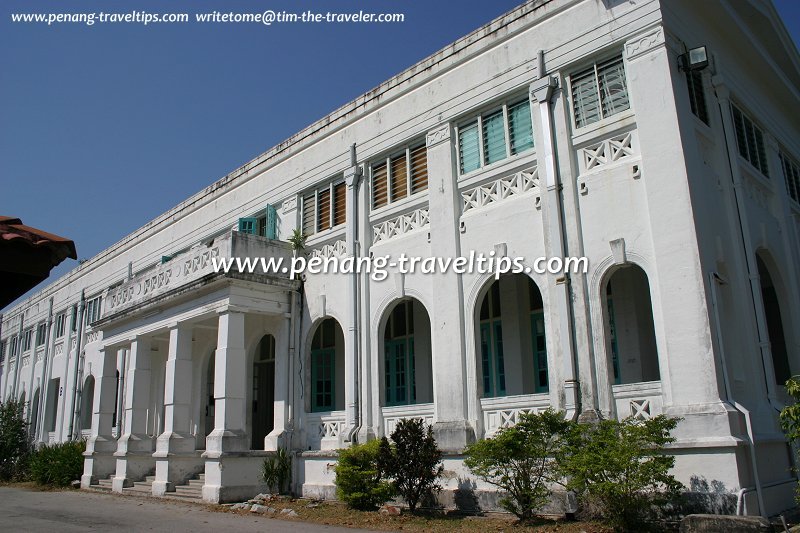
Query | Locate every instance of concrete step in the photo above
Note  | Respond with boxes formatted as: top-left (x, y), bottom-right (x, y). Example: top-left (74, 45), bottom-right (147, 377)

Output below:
top-left (186, 479), bottom-right (204, 487)
top-left (97, 479), bottom-right (113, 488)
top-left (144, 476), bottom-right (156, 483)
top-left (174, 486), bottom-right (202, 496)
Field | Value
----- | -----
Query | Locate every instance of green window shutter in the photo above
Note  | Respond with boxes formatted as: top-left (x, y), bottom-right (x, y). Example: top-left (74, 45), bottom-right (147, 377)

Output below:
top-left (480, 323), bottom-right (493, 397)
top-left (493, 321), bottom-right (506, 396)
top-left (531, 312), bottom-right (549, 393)
top-left (265, 204), bottom-right (278, 239)
top-left (509, 100), bottom-right (534, 155)
top-left (238, 217), bottom-right (257, 235)
top-left (458, 121), bottom-right (480, 174)
top-left (311, 348), bottom-right (335, 412)
top-left (482, 110), bottom-right (507, 165)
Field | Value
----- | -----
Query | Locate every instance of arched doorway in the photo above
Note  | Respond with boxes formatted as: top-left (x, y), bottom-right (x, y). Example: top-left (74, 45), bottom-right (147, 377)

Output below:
top-left (309, 318), bottom-right (345, 412)
top-left (204, 352), bottom-right (215, 438)
top-left (30, 388), bottom-right (40, 439)
top-left (604, 264), bottom-right (660, 384)
top-left (476, 274), bottom-right (549, 397)
top-left (80, 375), bottom-right (95, 431)
top-left (251, 335), bottom-right (275, 449)
top-left (382, 299), bottom-right (433, 406)
top-left (757, 254), bottom-right (791, 385)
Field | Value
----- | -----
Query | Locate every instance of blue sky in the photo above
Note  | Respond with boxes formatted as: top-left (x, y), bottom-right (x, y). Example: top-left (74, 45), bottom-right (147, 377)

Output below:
top-left (1, 0), bottom-right (798, 311)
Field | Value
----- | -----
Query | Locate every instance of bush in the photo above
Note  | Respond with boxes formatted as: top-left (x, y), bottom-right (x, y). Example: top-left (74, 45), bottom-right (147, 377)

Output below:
top-left (780, 376), bottom-right (800, 503)
top-left (262, 448), bottom-right (292, 494)
top-left (0, 398), bottom-right (31, 481)
top-left (464, 410), bottom-right (572, 521)
top-left (561, 415), bottom-right (683, 531)
top-left (378, 418), bottom-right (443, 513)
top-left (334, 439), bottom-right (394, 510)
top-left (28, 440), bottom-right (86, 487)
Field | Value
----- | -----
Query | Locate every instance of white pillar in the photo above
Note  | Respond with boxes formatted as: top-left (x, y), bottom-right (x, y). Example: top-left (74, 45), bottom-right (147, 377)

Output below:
top-left (425, 123), bottom-right (475, 451)
top-left (113, 335), bottom-right (154, 492)
top-left (153, 323), bottom-right (196, 495)
top-left (266, 316), bottom-right (290, 450)
top-left (81, 346), bottom-right (117, 487)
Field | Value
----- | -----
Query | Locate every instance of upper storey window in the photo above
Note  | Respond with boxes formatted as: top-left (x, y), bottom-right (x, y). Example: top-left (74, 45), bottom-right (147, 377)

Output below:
top-left (85, 296), bottom-right (102, 325)
top-left (302, 179), bottom-right (346, 236)
top-left (570, 55), bottom-right (630, 129)
top-left (457, 98), bottom-right (534, 175)
top-left (780, 151), bottom-right (800, 204)
top-left (686, 70), bottom-right (709, 125)
top-left (371, 142), bottom-right (428, 209)
top-left (238, 204), bottom-right (278, 240)
top-left (731, 103), bottom-right (769, 178)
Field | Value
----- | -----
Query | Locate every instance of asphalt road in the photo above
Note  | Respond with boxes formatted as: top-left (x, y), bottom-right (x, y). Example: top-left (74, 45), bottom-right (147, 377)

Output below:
top-left (0, 486), bottom-right (366, 532)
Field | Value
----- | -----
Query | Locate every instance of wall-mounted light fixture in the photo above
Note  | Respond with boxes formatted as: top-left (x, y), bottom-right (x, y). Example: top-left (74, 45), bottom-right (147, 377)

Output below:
top-left (678, 46), bottom-right (709, 71)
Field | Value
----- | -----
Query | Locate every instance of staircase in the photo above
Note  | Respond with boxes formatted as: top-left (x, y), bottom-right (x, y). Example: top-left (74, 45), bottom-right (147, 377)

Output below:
top-left (88, 474), bottom-right (114, 493)
top-left (125, 474), bottom-right (156, 496)
top-left (168, 473), bottom-right (205, 502)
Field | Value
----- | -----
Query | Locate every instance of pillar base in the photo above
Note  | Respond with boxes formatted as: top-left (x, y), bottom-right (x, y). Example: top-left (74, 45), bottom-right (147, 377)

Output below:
top-left (201, 455), bottom-right (268, 503)
top-left (155, 431), bottom-right (196, 455)
top-left (356, 425), bottom-right (377, 444)
top-left (205, 429), bottom-right (248, 454)
top-left (264, 428), bottom-right (292, 451)
top-left (432, 420), bottom-right (475, 453)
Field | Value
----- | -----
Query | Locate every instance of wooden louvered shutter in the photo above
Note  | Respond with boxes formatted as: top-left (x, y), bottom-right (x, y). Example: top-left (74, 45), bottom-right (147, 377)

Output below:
top-left (302, 193), bottom-right (316, 236)
top-left (409, 144), bottom-right (428, 193)
top-left (333, 182), bottom-right (347, 226)
top-left (317, 187), bottom-right (331, 232)
top-left (372, 162), bottom-right (388, 209)
top-left (390, 153), bottom-right (408, 201)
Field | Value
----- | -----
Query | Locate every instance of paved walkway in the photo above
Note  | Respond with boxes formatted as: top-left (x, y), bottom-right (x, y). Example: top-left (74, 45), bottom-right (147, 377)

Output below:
top-left (0, 486), bottom-right (366, 532)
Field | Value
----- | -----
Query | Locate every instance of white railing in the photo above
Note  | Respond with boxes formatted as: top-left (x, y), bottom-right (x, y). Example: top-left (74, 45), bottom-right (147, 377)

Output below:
top-left (80, 429), bottom-right (92, 440)
top-left (372, 208), bottom-right (430, 244)
top-left (310, 240), bottom-right (347, 260)
top-left (611, 380), bottom-right (663, 421)
top-left (480, 393), bottom-right (551, 437)
top-left (580, 130), bottom-right (636, 173)
top-left (48, 432), bottom-right (56, 444)
top-left (461, 167), bottom-right (539, 214)
top-left (53, 342), bottom-right (64, 357)
top-left (305, 410), bottom-right (346, 450)
top-left (381, 403), bottom-right (434, 437)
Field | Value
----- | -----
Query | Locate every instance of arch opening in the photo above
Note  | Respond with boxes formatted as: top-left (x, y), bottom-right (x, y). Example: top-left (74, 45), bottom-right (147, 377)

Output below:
top-left (309, 318), bottom-right (345, 412)
top-left (382, 299), bottom-right (433, 407)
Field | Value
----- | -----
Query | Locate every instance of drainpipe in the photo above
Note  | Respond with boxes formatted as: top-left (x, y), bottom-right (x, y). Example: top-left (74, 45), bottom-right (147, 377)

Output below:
top-left (68, 291), bottom-right (86, 441)
top-left (36, 299), bottom-right (55, 443)
top-left (345, 143), bottom-right (363, 442)
top-left (531, 73), bottom-right (580, 420)
top-left (12, 314), bottom-right (24, 399)
top-left (709, 272), bottom-right (766, 517)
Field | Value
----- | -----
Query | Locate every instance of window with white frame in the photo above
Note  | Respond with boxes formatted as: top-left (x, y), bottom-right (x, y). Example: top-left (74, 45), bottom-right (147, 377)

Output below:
top-left (780, 150), bottom-right (800, 204)
top-left (9, 336), bottom-right (18, 358)
top-left (731, 103), bottom-right (769, 177)
top-left (21, 328), bottom-right (33, 352)
top-left (35, 323), bottom-right (47, 347)
top-left (570, 54), bottom-right (630, 129)
top-left (371, 142), bottom-right (428, 208)
top-left (457, 98), bottom-right (534, 175)
top-left (55, 313), bottom-right (66, 338)
top-left (302, 178), bottom-right (347, 237)
top-left (85, 296), bottom-right (102, 325)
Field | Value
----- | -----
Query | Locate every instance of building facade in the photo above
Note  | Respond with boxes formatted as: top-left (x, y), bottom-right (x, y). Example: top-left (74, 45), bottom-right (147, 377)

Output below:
top-left (2, 0), bottom-right (799, 516)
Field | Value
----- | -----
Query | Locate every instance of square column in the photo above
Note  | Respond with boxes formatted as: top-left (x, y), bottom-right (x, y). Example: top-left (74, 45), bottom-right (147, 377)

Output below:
top-left (80, 346), bottom-right (118, 488)
top-left (425, 124), bottom-right (476, 451)
top-left (153, 323), bottom-right (201, 496)
top-left (265, 315), bottom-right (291, 450)
top-left (113, 335), bottom-right (154, 492)
top-left (203, 311), bottom-right (248, 503)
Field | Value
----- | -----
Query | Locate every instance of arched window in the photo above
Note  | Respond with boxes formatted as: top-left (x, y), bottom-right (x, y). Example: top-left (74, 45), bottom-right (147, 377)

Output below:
top-left (310, 318), bottom-right (344, 412)
top-left (477, 274), bottom-right (548, 397)
top-left (383, 299), bottom-right (433, 406)
top-left (604, 265), bottom-right (660, 384)
top-left (757, 255), bottom-right (791, 385)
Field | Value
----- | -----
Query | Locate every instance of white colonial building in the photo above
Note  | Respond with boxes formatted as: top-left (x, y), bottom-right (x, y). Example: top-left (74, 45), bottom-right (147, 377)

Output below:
top-left (2, 0), bottom-right (799, 517)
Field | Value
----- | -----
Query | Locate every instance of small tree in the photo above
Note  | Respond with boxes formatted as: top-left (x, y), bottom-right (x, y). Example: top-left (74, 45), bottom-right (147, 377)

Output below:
top-left (378, 418), bottom-right (443, 513)
top-left (0, 398), bottom-right (31, 481)
top-left (561, 415), bottom-right (683, 531)
top-left (262, 448), bottom-right (292, 494)
top-left (334, 439), bottom-right (394, 510)
top-left (28, 440), bottom-right (86, 487)
top-left (464, 410), bottom-right (572, 521)
top-left (780, 376), bottom-right (800, 503)
top-left (287, 228), bottom-right (307, 252)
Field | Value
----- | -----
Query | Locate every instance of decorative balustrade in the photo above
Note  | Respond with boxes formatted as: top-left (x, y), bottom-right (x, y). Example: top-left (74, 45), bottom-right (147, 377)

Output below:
top-left (85, 331), bottom-right (100, 344)
top-left (381, 403), bottom-right (434, 437)
top-left (372, 208), bottom-right (430, 244)
top-left (21, 354), bottom-right (31, 367)
top-left (306, 410), bottom-right (346, 450)
top-left (480, 393), bottom-right (551, 436)
top-left (54, 342), bottom-right (64, 357)
top-left (36, 347), bottom-right (45, 362)
top-left (103, 231), bottom-right (294, 317)
top-left (48, 432), bottom-right (56, 444)
top-left (310, 239), bottom-right (347, 260)
top-left (462, 167), bottom-right (540, 214)
top-left (611, 380), bottom-right (663, 421)
top-left (580, 131), bottom-right (636, 172)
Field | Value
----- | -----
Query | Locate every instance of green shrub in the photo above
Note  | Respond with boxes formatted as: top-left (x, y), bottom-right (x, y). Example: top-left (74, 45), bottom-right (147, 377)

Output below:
top-left (0, 398), bottom-right (31, 481)
top-left (334, 439), bottom-right (394, 510)
top-left (780, 376), bottom-right (800, 503)
top-left (262, 448), bottom-right (292, 494)
top-left (561, 415), bottom-right (683, 531)
top-left (464, 410), bottom-right (572, 521)
top-left (378, 418), bottom-right (443, 514)
top-left (28, 440), bottom-right (86, 487)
